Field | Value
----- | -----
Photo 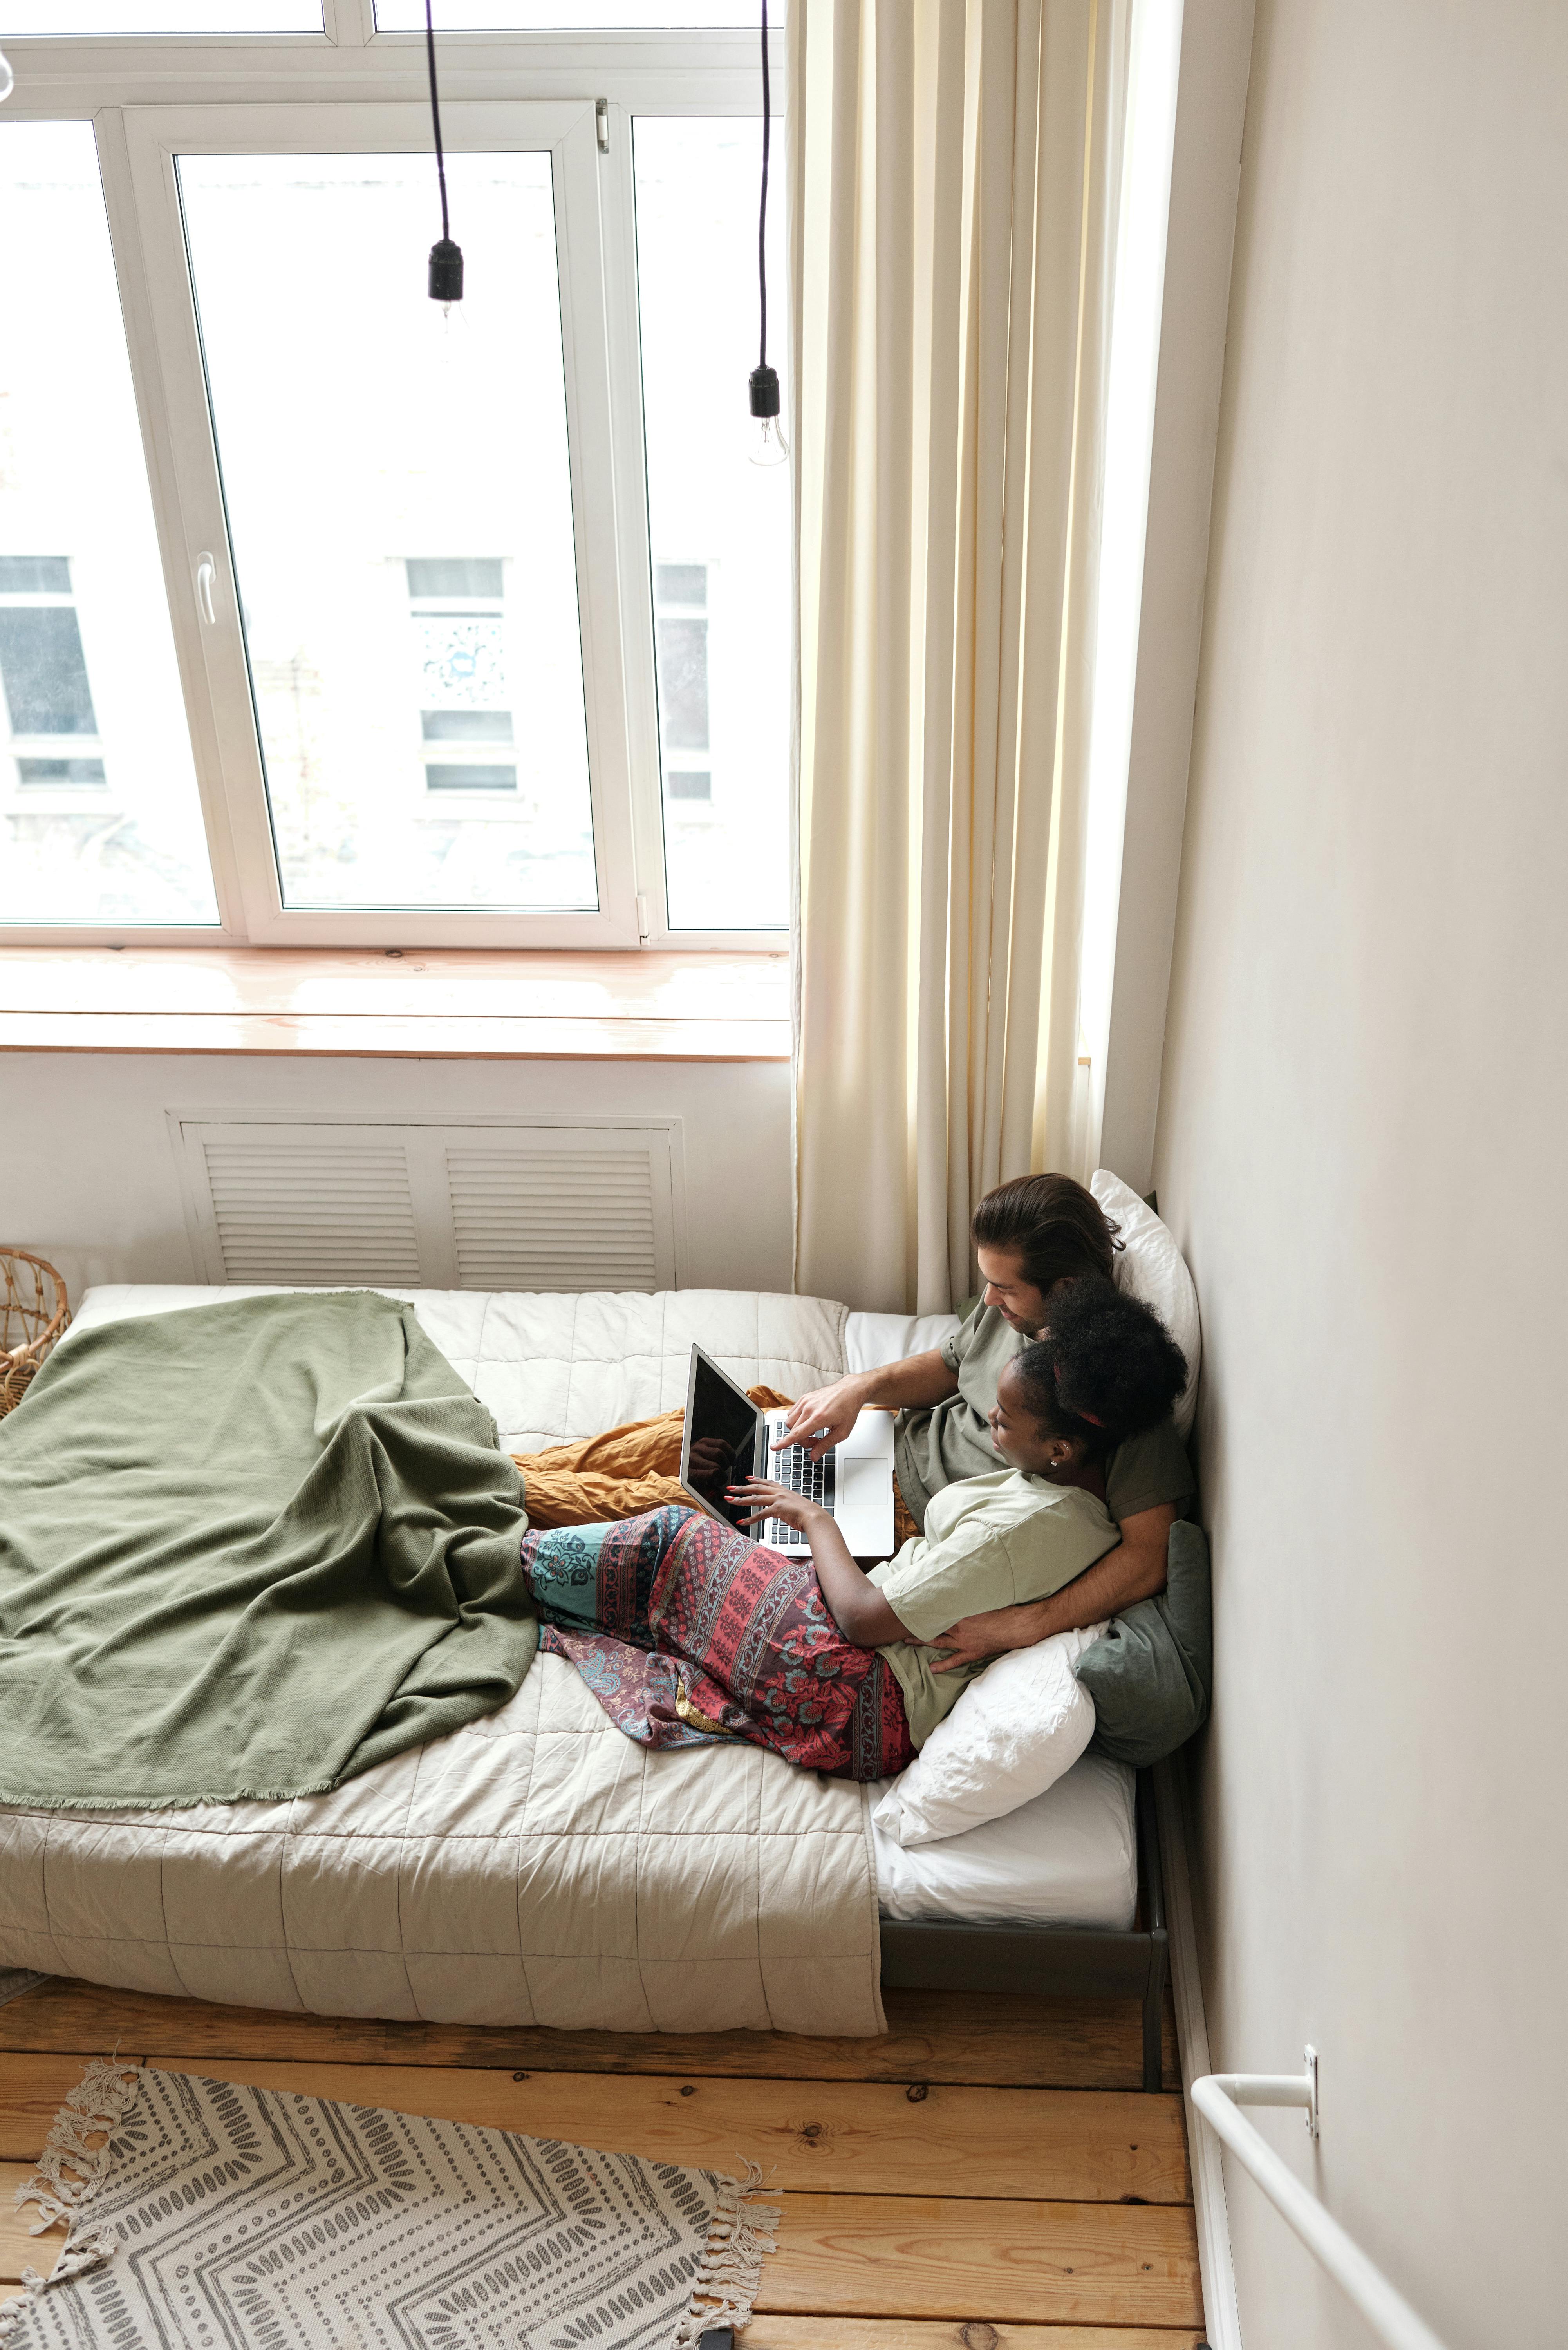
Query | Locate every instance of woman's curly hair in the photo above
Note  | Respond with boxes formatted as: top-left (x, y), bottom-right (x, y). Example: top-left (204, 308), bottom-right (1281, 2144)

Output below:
top-left (1011, 1276), bottom-right (1187, 1458)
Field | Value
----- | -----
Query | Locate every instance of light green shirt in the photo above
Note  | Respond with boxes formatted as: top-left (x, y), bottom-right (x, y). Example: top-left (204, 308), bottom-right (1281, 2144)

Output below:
top-left (867, 1468), bottom-right (1118, 1749)
top-left (893, 1299), bottom-right (1195, 1528)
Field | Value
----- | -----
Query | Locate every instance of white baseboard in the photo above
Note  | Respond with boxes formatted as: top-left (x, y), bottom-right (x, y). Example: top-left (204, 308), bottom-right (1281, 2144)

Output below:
top-left (1156, 1753), bottom-right (1241, 2350)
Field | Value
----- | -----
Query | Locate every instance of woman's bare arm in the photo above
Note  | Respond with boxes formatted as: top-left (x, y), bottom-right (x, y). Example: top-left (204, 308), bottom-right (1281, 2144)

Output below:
top-left (802, 1509), bottom-right (909, 1645)
top-left (927, 1503), bottom-right (1177, 1672)
top-left (777, 1350), bottom-right (959, 1462)
top-left (731, 1477), bottom-right (909, 1646)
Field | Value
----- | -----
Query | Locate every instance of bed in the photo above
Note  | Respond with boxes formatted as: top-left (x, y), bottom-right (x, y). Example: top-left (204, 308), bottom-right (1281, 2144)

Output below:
top-left (0, 1280), bottom-right (1168, 2083)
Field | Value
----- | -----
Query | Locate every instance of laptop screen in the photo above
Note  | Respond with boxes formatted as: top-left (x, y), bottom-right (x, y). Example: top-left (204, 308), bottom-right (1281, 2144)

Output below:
top-left (685, 1354), bottom-right (762, 1526)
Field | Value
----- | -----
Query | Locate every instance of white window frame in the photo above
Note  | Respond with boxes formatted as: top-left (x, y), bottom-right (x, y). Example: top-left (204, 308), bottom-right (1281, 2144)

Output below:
top-left (0, 18), bottom-right (786, 952)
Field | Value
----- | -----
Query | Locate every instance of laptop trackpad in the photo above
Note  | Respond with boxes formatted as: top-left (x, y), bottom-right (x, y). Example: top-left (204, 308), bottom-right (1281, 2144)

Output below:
top-left (839, 1456), bottom-right (893, 1545)
top-left (840, 1457), bottom-right (890, 1506)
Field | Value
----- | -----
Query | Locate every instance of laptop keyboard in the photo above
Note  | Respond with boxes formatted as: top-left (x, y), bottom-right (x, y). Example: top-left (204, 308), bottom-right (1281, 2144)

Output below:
top-left (762, 1421), bottom-right (837, 1547)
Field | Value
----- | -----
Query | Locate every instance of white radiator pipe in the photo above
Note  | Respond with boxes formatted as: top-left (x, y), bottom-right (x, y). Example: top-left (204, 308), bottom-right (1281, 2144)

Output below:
top-left (1190, 2060), bottom-right (1451, 2350)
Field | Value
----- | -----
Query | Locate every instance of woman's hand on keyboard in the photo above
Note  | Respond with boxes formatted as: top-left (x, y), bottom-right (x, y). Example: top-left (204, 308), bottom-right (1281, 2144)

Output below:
top-left (775, 1378), bottom-right (869, 1462)
top-left (728, 1477), bottom-right (825, 1535)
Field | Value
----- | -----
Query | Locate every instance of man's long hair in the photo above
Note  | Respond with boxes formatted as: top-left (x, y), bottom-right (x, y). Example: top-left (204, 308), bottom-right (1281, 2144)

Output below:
top-left (970, 1171), bottom-right (1122, 1294)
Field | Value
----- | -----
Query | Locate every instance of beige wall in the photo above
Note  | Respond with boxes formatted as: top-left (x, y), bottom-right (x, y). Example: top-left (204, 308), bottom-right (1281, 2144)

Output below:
top-left (3, 1054), bottom-right (795, 1305)
top-left (1152, 4), bottom-right (1568, 2346)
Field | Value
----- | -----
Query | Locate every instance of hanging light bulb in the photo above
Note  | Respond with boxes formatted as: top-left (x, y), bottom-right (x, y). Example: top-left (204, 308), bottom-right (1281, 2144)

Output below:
top-left (746, 0), bottom-right (788, 470)
top-left (423, 0), bottom-right (463, 312)
top-left (751, 414), bottom-right (789, 467)
top-left (750, 365), bottom-right (789, 468)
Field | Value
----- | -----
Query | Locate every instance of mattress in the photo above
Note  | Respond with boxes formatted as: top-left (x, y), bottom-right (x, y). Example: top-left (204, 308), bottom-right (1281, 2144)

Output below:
top-left (869, 1751), bottom-right (1138, 1930)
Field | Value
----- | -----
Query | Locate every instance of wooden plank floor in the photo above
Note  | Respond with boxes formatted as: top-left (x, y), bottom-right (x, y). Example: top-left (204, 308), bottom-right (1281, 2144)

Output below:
top-left (0, 1978), bottom-right (1203, 2346)
top-left (0, 1979), bottom-right (1179, 2088)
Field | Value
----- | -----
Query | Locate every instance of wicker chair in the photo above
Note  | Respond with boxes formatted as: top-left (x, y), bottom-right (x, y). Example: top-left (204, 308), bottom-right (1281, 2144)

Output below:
top-left (0, 1251), bottom-right (70, 1417)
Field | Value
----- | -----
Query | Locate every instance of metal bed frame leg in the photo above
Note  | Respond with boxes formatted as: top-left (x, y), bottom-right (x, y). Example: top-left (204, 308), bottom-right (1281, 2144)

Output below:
top-left (1135, 1768), bottom-right (1170, 2092)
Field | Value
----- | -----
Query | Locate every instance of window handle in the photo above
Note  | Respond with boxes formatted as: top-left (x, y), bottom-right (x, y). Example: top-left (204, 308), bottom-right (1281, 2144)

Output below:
top-left (195, 553), bottom-right (218, 627)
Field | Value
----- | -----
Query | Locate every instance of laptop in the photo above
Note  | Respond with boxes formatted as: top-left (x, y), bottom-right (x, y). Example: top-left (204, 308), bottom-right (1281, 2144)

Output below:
top-left (677, 1343), bottom-right (898, 1558)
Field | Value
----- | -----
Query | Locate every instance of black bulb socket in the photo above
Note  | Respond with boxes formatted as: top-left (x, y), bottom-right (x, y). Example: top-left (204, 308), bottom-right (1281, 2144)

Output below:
top-left (429, 239), bottom-right (464, 303)
top-left (749, 363), bottom-right (780, 419)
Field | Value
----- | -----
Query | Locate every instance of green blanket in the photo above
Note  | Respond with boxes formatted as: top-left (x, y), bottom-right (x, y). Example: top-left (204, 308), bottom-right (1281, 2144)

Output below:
top-left (0, 1291), bottom-right (536, 1809)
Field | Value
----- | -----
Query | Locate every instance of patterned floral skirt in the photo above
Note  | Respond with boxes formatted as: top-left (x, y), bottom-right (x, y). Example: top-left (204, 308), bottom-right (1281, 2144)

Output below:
top-left (522, 1505), bottom-right (914, 1782)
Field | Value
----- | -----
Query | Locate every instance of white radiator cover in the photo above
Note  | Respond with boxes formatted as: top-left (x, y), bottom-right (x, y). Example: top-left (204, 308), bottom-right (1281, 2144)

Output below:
top-left (170, 1115), bottom-right (683, 1292)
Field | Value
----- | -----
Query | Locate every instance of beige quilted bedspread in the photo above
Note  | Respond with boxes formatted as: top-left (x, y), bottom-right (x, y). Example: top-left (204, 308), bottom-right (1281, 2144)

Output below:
top-left (0, 1654), bottom-right (885, 2035)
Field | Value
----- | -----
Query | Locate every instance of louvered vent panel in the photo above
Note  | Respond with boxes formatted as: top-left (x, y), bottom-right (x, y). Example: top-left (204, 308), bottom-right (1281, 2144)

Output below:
top-left (447, 1146), bottom-right (663, 1292)
top-left (175, 1119), bottom-right (680, 1291)
top-left (196, 1137), bottom-right (423, 1286)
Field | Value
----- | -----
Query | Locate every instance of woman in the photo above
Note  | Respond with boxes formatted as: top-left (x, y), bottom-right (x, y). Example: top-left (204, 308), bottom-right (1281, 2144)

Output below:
top-left (522, 1280), bottom-right (1187, 1781)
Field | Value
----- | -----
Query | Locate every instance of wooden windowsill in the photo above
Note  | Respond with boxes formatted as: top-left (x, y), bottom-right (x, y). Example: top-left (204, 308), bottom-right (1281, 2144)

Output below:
top-left (0, 945), bottom-right (792, 1063)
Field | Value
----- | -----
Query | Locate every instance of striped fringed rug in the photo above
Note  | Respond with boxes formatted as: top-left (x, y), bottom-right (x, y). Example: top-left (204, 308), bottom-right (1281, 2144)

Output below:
top-left (1, 2060), bottom-right (779, 2350)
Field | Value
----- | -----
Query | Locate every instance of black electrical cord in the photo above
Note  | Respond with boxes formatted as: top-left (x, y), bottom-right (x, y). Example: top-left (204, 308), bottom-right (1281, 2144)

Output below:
top-left (425, 0), bottom-right (463, 302)
top-left (758, 0), bottom-right (771, 372)
top-left (749, 0), bottom-right (780, 430)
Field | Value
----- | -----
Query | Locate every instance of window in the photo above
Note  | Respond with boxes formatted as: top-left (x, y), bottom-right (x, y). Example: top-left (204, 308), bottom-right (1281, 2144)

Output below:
top-left (175, 147), bottom-right (597, 915)
top-left (0, 28), bottom-right (788, 948)
top-left (0, 123), bottom-right (218, 927)
top-left (634, 117), bottom-right (790, 930)
top-left (0, 562), bottom-right (102, 744)
top-left (654, 560), bottom-right (712, 788)
top-left (410, 560), bottom-right (518, 795)
top-left (1, 558), bottom-right (110, 781)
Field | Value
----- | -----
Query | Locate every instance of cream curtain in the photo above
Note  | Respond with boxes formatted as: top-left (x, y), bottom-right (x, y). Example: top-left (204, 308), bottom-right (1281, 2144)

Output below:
top-left (788, 0), bottom-right (1131, 1312)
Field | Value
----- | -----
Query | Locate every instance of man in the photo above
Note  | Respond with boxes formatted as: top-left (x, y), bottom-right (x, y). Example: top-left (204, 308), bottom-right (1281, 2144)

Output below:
top-left (776, 1171), bottom-right (1192, 1672)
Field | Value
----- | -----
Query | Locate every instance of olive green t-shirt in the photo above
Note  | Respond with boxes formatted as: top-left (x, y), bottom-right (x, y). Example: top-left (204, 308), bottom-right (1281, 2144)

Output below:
top-left (892, 1300), bottom-right (1194, 1529)
top-left (868, 1468), bottom-right (1118, 1748)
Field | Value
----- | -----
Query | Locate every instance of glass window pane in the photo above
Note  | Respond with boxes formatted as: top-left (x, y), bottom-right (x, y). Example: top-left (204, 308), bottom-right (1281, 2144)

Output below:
top-left (374, 3), bottom-right (762, 26)
top-left (2, 2), bottom-right (320, 29)
top-left (0, 123), bottom-right (218, 927)
top-left (656, 617), bottom-right (710, 749)
top-left (0, 607), bottom-right (99, 736)
top-left (177, 152), bottom-right (596, 912)
top-left (633, 118), bottom-right (790, 931)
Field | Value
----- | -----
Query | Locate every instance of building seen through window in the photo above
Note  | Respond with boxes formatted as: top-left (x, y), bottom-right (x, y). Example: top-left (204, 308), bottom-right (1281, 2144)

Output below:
top-left (0, 558), bottom-right (106, 786)
top-left (654, 561), bottom-right (712, 803)
top-left (409, 558), bottom-right (518, 795)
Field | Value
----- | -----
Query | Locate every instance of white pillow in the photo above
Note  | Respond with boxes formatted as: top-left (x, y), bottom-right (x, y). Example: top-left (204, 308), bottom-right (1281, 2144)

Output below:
top-left (843, 1309), bottom-right (963, 1376)
top-left (871, 1623), bottom-right (1105, 1847)
top-left (1091, 1168), bottom-right (1201, 1438)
